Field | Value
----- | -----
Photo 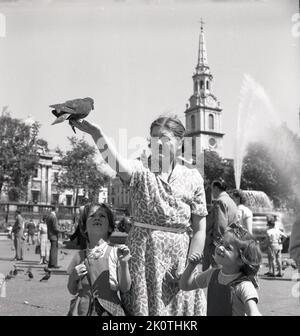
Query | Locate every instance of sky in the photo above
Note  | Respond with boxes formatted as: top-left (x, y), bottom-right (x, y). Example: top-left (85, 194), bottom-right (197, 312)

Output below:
top-left (0, 0), bottom-right (299, 160)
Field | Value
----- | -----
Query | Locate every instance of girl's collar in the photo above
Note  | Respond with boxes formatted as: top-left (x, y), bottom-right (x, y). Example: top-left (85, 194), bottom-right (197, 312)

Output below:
top-left (219, 269), bottom-right (242, 278)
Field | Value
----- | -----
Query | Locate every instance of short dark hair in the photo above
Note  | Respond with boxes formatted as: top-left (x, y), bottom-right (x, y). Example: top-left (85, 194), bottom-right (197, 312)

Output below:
top-left (231, 189), bottom-right (247, 205)
top-left (212, 178), bottom-right (227, 191)
top-left (266, 215), bottom-right (276, 227)
top-left (16, 210), bottom-right (21, 215)
top-left (150, 116), bottom-right (186, 140)
top-left (78, 203), bottom-right (115, 241)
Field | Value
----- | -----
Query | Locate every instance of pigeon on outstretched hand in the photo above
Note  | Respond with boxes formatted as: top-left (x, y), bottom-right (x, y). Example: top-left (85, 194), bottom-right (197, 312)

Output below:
top-left (50, 97), bottom-right (94, 133)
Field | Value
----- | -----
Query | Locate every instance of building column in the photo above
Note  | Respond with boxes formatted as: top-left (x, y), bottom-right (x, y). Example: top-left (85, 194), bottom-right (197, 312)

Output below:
top-left (41, 165), bottom-right (47, 204)
top-left (47, 166), bottom-right (52, 205)
top-left (27, 178), bottom-right (32, 203)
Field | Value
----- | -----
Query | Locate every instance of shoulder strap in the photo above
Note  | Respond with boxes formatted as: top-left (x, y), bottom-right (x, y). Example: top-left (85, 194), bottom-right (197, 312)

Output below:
top-left (82, 251), bottom-right (95, 316)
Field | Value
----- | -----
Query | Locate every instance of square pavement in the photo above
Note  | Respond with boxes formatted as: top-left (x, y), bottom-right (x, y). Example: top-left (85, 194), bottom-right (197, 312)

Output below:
top-left (0, 240), bottom-right (299, 316)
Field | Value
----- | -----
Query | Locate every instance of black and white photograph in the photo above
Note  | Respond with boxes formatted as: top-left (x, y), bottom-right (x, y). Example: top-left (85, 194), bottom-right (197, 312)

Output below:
top-left (0, 0), bottom-right (300, 320)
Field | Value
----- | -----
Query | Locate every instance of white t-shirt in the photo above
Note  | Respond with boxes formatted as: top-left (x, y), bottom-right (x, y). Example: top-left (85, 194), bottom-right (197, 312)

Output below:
top-left (237, 204), bottom-right (253, 233)
top-left (194, 268), bottom-right (259, 316)
top-left (266, 227), bottom-right (287, 250)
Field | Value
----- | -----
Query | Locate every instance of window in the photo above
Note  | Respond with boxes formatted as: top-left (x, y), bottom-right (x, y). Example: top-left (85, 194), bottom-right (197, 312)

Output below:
top-left (191, 115), bottom-right (195, 130)
top-left (206, 81), bottom-right (210, 90)
top-left (34, 168), bottom-right (38, 178)
top-left (31, 191), bottom-right (40, 204)
top-left (51, 194), bottom-right (59, 205)
top-left (209, 114), bottom-right (214, 130)
top-left (66, 195), bottom-right (72, 206)
top-left (200, 80), bottom-right (204, 89)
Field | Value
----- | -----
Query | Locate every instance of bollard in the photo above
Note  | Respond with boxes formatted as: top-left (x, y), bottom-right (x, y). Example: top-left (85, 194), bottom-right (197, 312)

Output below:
top-left (0, 273), bottom-right (6, 298)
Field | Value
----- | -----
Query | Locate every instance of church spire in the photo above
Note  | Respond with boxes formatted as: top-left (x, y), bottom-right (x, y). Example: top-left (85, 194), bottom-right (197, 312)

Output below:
top-left (196, 19), bottom-right (208, 70)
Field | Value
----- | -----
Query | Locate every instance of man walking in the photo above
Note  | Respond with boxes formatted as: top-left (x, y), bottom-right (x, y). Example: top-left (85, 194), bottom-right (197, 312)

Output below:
top-left (46, 206), bottom-right (60, 269)
top-left (12, 210), bottom-right (24, 261)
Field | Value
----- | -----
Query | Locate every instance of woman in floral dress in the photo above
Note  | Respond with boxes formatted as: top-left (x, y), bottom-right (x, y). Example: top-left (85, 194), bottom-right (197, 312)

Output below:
top-left (71, 116), bottom-right (208, 316)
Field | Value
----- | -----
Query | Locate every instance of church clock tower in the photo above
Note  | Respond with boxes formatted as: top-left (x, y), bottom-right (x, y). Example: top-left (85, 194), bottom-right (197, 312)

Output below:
top-left (184, 21), bottom-right (224, 157)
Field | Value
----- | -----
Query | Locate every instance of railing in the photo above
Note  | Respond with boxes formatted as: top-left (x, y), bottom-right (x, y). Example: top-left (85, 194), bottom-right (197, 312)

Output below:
top-left (0, 202), bottom-right (79, 229)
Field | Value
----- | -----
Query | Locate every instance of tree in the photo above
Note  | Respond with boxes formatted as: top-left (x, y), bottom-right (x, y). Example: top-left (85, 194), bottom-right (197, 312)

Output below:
top-left (241, 124), bottom-right (300, 209)
top-left (203, 150), bottom-right (235, 204)
top-left (0, 112), bottom-right (41, 201)
top-left (57, 137), bottom-right (108, 205)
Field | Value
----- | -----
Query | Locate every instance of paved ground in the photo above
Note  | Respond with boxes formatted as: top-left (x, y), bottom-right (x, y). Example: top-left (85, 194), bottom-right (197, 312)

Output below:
top-left (0, 239), bottom-right (299, 316)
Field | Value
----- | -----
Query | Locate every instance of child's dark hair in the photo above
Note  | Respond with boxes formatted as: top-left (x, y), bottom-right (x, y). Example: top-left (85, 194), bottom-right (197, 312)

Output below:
top-left (231, 189), bottom-right (247, 205)
top-left (224, 226), bottom-right (262, 277)
top-left (78, 203), bottom-right (115, 242)
top-left (212, 178), bottom-right (227, 191)
top-left (266, 215), bottom-right (276, 227)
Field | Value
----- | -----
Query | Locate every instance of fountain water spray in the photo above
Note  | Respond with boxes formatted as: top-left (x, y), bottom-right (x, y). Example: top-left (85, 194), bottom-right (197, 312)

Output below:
top-left (234, 74), bottom-right (280, 189)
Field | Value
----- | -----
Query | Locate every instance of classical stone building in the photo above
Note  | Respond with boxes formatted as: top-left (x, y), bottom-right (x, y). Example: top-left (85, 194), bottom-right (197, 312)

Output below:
top-left (26, 148), bottom-right (108, 206)
top-left (184, 22), bottom-right (224, 157)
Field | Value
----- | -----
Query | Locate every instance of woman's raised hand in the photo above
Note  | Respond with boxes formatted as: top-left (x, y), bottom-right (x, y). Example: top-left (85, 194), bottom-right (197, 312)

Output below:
top-left (69, 119), bottom-right (102, 139)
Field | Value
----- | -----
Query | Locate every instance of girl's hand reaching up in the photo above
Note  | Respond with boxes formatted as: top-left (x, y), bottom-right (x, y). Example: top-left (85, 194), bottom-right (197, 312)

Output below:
top-left (117, 245), bottom-right (131, 264)
top-left (188, 253), bottom-right (203, 266)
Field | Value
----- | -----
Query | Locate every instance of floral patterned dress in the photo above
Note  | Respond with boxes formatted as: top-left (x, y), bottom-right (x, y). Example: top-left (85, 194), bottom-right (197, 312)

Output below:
top-left (121, 160), bottom-right (208, 316)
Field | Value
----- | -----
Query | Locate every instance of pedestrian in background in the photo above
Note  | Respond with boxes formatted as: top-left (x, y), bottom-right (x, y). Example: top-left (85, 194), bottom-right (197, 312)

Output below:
top-left (203, 179), bottom-right (238, 271)
top-left (231, 189), bottom-right (253, 234)
top-left (37, 215), bottom-right (50, 265)
top-left (46, 205), bottom-right (60, 269)
top-left (26, 219), bottom-right (36, 245)
top-left (264, 215), bottom-right (287, 277)
top-left (12, 210), bottom-right (24, 261)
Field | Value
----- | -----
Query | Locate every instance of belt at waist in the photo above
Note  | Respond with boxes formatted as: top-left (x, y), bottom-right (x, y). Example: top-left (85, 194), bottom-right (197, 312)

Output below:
top-left (134, 221), bottom-right (187, 234)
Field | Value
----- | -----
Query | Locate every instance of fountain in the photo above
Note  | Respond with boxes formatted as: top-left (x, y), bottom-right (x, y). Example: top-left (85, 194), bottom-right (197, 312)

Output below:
top-left (234, 74), bottom-right (280, 189)
top-left (240, 190), bottom-right (273, 212)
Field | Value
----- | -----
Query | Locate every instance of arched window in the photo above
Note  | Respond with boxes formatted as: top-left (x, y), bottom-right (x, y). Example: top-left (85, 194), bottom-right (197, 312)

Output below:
top-left (191, 115), bottom-right (195, 130)
top-left (206, 81), bottom-right (210, 90)
top-left (209, 114), bottom-right (214, 130)
top-left (200, 80), bottom-right (204, 89)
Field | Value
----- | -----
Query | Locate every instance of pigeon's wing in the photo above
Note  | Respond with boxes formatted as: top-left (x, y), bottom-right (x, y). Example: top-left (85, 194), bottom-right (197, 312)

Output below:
top-left (51, 114), bottom-right (70, 125)
top-left (65, 99), bottom-right (91, 116)
top-left (50, 103), bottom-right (77, 115)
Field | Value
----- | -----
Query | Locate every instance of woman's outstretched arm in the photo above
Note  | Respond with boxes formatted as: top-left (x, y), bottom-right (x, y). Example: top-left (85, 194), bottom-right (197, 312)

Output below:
top-left (71, 119), bottom-right (133, 182)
